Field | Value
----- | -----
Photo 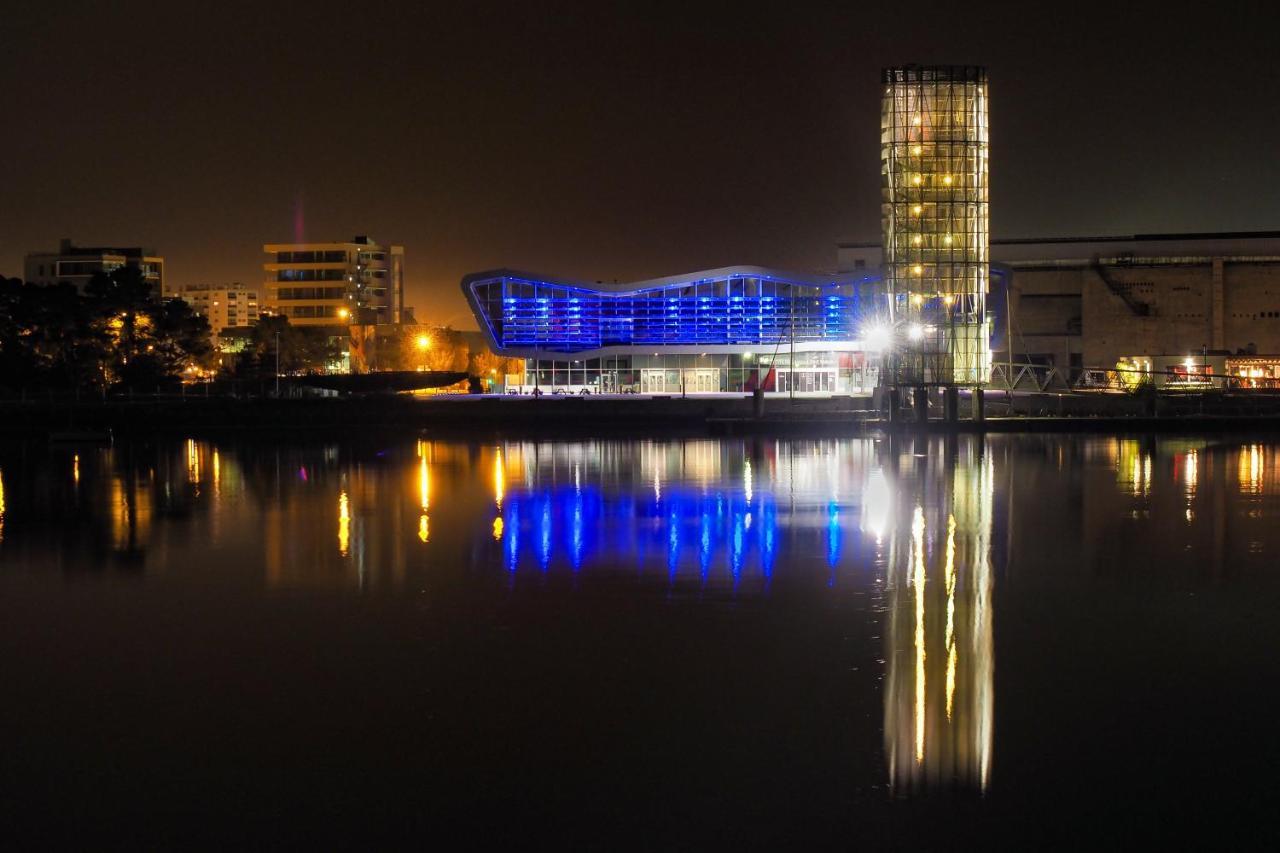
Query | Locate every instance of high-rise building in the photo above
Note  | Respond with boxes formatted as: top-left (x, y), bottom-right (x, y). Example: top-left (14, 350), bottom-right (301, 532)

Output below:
top-left (171, 282), bottom-right (260, 334)
top-left (24, 239), bottom-right (165, 295)
top-left (262, 236), bottom-right (404, 327)
top-left (881, 65), bottom-right (990, 386)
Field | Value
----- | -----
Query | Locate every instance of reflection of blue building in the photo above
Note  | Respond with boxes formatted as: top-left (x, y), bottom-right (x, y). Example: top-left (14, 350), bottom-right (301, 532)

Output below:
top-left (462, 266), bottom-right (886, 395)
top-left (494, 485), bottom-right (804, 587)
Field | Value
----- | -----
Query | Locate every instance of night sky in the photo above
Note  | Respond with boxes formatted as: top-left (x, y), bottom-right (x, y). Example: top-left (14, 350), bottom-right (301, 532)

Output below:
top-left (2, 1), bottom-right (1276, 326)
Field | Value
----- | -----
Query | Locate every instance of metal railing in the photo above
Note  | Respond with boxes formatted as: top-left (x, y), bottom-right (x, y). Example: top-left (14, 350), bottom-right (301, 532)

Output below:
top-left (988, 362), bottom-right (1280, 394)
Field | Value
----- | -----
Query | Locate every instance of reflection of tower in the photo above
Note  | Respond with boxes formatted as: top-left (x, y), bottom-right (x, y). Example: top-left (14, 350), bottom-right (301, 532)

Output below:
top-left (881, 65), bottom-right (990, 388)
top-left (884, 442), bottom-right (994, 792)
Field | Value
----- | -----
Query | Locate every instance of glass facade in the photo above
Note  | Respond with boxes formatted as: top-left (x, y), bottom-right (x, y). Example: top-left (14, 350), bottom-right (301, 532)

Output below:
top-left (463, 267), bottom-right (887, 395)
top-left (881, 65), bottom-right (991, 385)
top-left (465, 269), bottom-right (879, 353)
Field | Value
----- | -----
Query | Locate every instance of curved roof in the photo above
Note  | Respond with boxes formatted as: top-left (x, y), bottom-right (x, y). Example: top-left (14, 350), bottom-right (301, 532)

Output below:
top-left (462, 265), bottom-right (868, 296)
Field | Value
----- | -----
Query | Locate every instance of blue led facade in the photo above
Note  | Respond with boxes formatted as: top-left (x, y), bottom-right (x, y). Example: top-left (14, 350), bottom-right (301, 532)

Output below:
top-left (463, 266), bottom-right (882, 356)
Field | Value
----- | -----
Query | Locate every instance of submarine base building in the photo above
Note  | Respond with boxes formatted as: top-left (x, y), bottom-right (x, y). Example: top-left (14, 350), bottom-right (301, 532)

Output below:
top-left (461, 266), bottom-right (887, 395)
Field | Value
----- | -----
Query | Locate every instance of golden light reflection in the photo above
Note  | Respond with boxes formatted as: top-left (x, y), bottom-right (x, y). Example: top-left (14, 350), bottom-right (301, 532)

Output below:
top-left (744, 457), bottom-right (754, 504)
top-left (494, 449), bottom-right (505, 509)
top-left (418, 449), bottom-right (430, 543)
top-left (1184, 449), bottom-right (1198, 497)
top-left (886, 451), bottom-right (994, 795)
top-left (911, 506), bottom-right (926, 764)
top-left (1239, 444), bottom-right (1264, 494)
top-left (109, 472), bottom-right (152, 553)
top-left (0, 466), bottom-right (5, 543)
top-left (944, 514), bottom-right (957, 721)
top-left (492, 516), bottom-right (504, 540)
top-left (186, 439), bottom-right (200, 484)
top-left (1115, 439), bottom-right (1152, 497)
top-left (419, 453), bottom-right (430, 512)
top-left (212, 450), bottom-right (221, 498)
top-left (338, 491), bottom-right (350, 555)
top-left (73, 454), bottom-right (80, 486)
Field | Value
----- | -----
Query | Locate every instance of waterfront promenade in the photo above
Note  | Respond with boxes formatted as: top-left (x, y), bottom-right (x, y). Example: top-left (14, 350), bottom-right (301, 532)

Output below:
top-left (8, 389), bottom-right (1280, 439)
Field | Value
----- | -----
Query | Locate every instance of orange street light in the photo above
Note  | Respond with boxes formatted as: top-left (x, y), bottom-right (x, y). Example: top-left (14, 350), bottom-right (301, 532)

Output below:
top-left (337, 308), bottom-right (351, 320)
top-left (416, 335), bottom-right (431, 350)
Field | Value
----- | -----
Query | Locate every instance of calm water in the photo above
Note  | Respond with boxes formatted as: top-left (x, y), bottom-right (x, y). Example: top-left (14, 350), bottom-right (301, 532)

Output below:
top-left (2, 434), bottom-right (1279, 847)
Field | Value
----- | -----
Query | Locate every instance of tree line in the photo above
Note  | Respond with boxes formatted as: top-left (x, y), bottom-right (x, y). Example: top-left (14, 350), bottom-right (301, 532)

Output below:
top-left (1, 266), bottom-right (212, 393)
top-left (1, 266), bottom-right (523, 394)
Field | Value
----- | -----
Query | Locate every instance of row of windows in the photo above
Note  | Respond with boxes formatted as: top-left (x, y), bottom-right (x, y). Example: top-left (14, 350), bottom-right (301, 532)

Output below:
top-left (285, 305), bottom-right (344, 318)
top-left (275, 250), bottom-right (349, 263)
top-left (53, 261), bottom-right (114, 276)
top-left (276, 286), bottom-right (347, 300)
top-left (277, 269), bottom-right (347, 282)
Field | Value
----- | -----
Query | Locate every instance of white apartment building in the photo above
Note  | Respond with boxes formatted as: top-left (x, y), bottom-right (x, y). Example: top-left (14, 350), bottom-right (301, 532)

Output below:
top-left (172, 282), bottom-right (260, 334)
top-left (262, 236), bottom-right (404, 326)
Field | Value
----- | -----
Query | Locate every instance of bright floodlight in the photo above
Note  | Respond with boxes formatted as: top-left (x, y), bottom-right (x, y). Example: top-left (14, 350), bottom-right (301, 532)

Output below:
top-left (416, 335), bottom-right (431, 350)
top-left (863, 324), bottom-right (892, 352)
top-left (908, 323), bottom-right (925, 342)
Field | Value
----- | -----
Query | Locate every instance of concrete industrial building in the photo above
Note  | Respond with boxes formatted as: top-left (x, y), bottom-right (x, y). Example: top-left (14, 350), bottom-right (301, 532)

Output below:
top-left (25, 239), bottom-right (165, 295)
top-left (171, 282), bottom-right (260, 336)
top-left (262, 237), bottom-right (404, 327)
top-left (839, 231), bottom-right (1280, 383)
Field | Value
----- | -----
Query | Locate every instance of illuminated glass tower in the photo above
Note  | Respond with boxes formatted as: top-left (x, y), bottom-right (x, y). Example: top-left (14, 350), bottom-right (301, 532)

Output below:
top-left (881, 65), bottom-right (990, 386)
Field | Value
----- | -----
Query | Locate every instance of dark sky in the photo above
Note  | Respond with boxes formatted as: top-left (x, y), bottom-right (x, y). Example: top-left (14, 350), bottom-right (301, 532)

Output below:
top-left (2, 1), bottom-right (1277, 326)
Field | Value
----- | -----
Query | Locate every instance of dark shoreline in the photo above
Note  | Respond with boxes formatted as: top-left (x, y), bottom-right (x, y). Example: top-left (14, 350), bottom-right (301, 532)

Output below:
top-left (8, 394), bottom-right (1280, 440)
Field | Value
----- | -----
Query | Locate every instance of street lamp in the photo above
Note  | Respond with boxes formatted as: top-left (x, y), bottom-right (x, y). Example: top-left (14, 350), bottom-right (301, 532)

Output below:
top-left (416, 334), bottom-right (431, 371)
top-left (337, 307), bottom-right (350, 321)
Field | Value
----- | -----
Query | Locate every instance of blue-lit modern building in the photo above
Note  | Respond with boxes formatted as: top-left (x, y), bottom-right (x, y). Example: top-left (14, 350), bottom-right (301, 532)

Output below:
top-left (462, 266), bottom-right (887, 395)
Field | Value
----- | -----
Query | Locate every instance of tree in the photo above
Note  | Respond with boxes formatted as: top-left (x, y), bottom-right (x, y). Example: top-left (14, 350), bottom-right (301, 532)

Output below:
top-left (236, 314), bottom-right (339, 377)
top-left (83, 266), bottom-right (212, 389)
top-left (1, 277), bottom-right (109, 392)
top-left (469, 349), bottom-right (522, 388)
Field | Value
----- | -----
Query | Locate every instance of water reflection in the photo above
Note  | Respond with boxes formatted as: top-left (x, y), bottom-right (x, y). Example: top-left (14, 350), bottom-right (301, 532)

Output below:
top-left (485, 440), bottom-right (880, 587)
top-left (8, 432), bottom-right (1280, 800)
top-left (883, 442), bottom-right (995, 794)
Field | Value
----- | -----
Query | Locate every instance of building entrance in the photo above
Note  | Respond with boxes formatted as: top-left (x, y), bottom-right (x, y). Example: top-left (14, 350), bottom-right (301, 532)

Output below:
top-left (777, 369), bottom-right (836, 394)
top-left (682, 369), bottom-right (719, 393)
